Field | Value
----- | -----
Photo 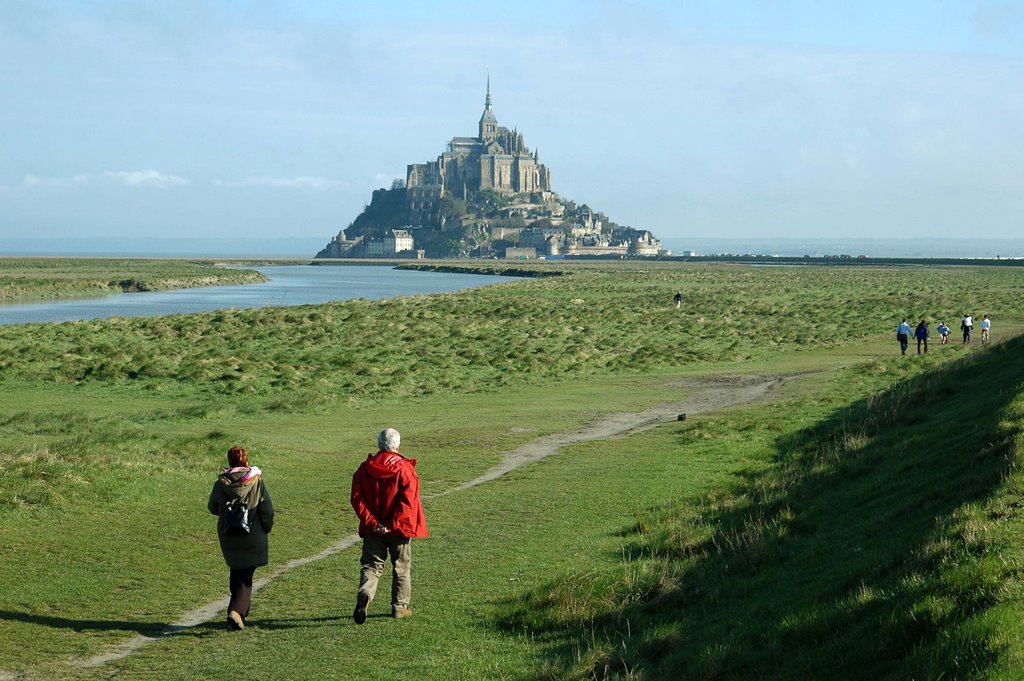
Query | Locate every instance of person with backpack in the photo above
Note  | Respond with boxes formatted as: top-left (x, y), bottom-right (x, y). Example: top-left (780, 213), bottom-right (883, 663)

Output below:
top-left (350, 428), bottom-right (429, 624)
top-left (961, 313), bottom-right (973, 344)
top-left (208, 445), bottom-right (275, 631)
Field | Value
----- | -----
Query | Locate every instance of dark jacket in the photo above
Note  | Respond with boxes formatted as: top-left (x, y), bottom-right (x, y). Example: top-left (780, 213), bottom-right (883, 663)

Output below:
top-left (351, 450), bottom-right (428, 539)
top-left (208, 467), bottom-right (274, 569)
top-left (914, 323), bottom-right (929, 340)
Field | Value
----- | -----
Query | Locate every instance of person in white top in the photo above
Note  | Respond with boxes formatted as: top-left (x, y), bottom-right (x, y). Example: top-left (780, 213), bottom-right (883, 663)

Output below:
top-left (980, 315), bottom-right (991, 344)
top-left (896, 319), bottom-right (912, 356)
top-left (961, 314), bottom-right (973, 344)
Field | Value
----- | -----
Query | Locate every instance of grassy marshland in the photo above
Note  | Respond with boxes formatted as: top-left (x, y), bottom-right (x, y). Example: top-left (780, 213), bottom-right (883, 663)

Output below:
top-left (0, 257), bottom-right (266, 302)
top-left (1, 260), bottom-right (1023, 679)
top-left (2, 262), bottom-right (1021, 396)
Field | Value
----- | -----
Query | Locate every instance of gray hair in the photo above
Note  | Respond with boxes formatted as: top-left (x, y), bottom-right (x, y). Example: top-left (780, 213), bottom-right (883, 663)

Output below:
top-left (378, 428), bottom-right (401, 452)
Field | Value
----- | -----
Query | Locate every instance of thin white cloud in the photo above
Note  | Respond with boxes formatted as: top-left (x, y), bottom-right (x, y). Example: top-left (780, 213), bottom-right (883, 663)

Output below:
top-left (103, 170), bottom-right (189, 188)
top-left (23, 173), bottom-right (91, 188)
top-left (214, 176), bottom-right (343, 190)
top-left (21, 171), bottom-right (188, 189)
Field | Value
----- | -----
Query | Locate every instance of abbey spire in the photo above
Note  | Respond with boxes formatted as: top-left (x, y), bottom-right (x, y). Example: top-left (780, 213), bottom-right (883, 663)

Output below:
top-left (478, 76), bottom-right (498, 141)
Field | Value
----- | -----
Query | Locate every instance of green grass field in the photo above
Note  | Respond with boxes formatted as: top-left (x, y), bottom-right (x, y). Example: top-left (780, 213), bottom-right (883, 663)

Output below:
top-left (1, 260), bottom-right (1023, 680)
top-left (0, 257), bottom-right (266, 302)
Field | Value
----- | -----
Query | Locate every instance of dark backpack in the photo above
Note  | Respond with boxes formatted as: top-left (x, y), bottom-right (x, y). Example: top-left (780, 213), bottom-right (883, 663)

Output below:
top-left (223, 497), bottom-right (252, 535)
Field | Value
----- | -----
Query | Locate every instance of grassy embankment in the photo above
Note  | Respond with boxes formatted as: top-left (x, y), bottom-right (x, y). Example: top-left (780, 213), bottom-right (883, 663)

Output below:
top-left (0, 258), bottom-right (266, 302)
top-left (501, 333), bottom-right (1024, 680)
top-left (1, 261), bottom-right (1023, 679)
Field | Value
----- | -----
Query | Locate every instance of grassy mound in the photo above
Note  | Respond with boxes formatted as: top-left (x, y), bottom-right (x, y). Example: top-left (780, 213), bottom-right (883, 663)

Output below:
top-left (500, 334), bottom-right (1024, 679)
top-left (0, 258), bottom-right (266, 302)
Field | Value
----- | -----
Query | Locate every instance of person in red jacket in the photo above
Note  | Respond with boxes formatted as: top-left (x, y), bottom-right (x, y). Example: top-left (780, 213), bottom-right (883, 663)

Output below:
top-left (350, 427), bottom-right (428, 624)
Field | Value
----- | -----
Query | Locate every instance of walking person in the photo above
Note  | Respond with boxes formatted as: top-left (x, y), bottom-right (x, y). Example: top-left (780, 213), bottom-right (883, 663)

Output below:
top-left (208, 446), bottom-right (275, 631)
top-left (897, 318), bottom-right (912, 356)
top-left (937, 321), bottom-right (950, 345)
top-left (914, 318), bottom-right (930, 354)
top-left (350, 428), bottom-right (428, 624)
top-left (673, 291), bottom-right (682, 309)
top-left (961, 313), bottom-right (973, 344)
top-left (980, 315), bottom-right (991, 344)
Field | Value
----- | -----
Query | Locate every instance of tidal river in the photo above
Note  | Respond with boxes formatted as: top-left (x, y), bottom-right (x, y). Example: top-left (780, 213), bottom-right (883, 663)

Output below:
top-left (0, 265), bottom-right (517, 325)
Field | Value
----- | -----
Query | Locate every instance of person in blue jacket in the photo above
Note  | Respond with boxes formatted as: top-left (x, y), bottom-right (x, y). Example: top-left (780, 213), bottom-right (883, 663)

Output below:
top-left (914, 318), bottom-right (930, 354)
top-left (896, 318), bottom-right (912, 355)
top-left (937, 321), bottom-right (950, 345)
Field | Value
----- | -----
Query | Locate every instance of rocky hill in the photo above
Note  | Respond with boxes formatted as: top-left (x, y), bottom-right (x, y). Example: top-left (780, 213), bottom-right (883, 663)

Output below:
top-left (315, 183), bottom-right (661, 259)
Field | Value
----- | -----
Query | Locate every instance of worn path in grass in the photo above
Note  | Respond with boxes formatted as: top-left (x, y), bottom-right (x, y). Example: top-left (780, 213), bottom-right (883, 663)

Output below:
top-left (76, 372), bottom-right (790, 671)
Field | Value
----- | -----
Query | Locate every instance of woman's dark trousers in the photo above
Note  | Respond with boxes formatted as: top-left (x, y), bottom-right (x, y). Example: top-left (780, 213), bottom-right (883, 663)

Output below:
top-left (229, 567), bottom-right (256, 618)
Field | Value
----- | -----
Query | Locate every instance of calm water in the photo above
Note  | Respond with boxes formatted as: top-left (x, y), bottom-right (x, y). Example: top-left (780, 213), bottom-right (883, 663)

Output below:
top-left (0, 265), bottom-right (516, 325)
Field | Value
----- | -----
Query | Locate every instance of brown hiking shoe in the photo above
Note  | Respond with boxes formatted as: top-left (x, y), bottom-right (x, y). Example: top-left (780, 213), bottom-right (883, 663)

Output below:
top-left (353, 592), bottom-right (371, 625)
top-left (392, 607), bottom-right (413, 619)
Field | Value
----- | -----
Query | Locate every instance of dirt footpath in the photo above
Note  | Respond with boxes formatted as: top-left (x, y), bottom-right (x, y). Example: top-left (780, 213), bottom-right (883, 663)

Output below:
top-left (76, 373), bottom-right (788, 670)
top-left (438, 373), bottom-right (787, 495)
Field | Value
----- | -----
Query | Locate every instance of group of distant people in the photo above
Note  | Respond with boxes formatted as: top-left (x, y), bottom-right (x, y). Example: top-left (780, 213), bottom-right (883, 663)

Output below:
top-left (206, 428), bottom-right (428, 631)
top-left (896, 314), bottom-right (991, 355)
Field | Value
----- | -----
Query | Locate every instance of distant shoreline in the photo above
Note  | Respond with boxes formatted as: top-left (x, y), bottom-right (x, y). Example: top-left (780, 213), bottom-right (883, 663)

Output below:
top-left (659, 237), bottom-right (1024, 259)
top-left (3, 252), bottom-right (1023, 271)
top-left (658, 254), bottom-right (1024, 267)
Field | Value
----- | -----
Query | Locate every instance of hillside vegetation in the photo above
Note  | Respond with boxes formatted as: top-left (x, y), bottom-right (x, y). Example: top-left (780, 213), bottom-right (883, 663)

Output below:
top-left (318, 184), bottom-right (646, 258)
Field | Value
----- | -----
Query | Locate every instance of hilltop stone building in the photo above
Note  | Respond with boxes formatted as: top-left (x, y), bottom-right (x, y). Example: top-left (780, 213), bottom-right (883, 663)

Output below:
top-left (406, 80), bottom-right (552, 221)
top-left (317, 228), bottom-right (420, 259)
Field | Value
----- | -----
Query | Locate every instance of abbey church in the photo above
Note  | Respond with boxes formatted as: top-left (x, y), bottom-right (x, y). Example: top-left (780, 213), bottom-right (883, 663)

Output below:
top-left (406, 79), bottom-right (552, 219)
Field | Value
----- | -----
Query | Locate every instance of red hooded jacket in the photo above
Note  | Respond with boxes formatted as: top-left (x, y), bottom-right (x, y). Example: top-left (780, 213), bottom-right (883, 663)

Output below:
top-left (351, 450), bottom-right (429, 539)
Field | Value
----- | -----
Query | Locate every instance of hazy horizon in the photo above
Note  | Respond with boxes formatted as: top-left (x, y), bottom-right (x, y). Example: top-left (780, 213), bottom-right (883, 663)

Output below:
top-left (3, 235), bottom-right (1024, 260)
top-left (2, 2), bottom-right (1022, 244)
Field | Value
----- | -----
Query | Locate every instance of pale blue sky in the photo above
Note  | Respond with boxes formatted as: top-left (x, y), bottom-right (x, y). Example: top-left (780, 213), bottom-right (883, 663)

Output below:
top-left (1, 1), bottom-right (1022, 242)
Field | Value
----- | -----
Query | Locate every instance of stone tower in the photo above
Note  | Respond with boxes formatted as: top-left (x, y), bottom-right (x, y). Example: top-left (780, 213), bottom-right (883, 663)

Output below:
top-left (478, 76), bottom-right (498, 141)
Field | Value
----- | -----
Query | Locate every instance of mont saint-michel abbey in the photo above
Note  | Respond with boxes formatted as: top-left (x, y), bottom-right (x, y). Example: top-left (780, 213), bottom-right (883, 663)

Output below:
top-left (316, 81), bottom-right (663, 259)
top-left (406, 80), bottom-right (552, 218)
